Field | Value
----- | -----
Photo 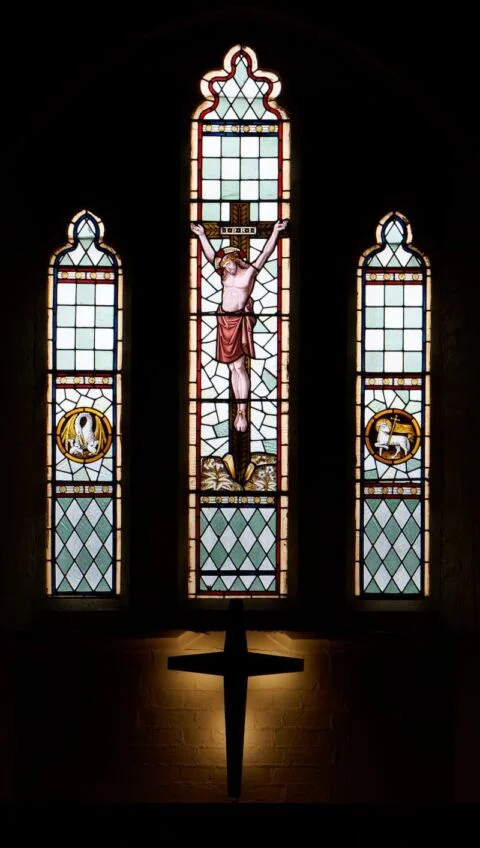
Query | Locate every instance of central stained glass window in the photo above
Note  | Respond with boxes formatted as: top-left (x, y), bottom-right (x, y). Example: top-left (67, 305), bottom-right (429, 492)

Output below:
top-left (188, 45), bottom-right (291, 596)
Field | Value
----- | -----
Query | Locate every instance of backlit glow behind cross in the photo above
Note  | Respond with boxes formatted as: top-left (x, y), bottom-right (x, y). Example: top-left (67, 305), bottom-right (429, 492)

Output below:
top-left (168, 599), bottom-right (304, 799)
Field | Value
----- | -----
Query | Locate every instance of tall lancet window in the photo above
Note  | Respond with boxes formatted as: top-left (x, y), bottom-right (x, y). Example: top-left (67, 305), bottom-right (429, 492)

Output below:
top-left (47, 211), bottom-right (123, 595)
top-left (356, 212), bottom-right (431, 597)
top-left (189, 45), bottom-right (291, 597)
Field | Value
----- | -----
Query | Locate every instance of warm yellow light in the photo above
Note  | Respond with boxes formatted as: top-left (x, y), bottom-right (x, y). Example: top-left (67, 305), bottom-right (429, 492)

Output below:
top-left (355, 485), bottom-right (361, 595)
top-left (281, 353), bottom-right (289, 398)
top-left (188, 505), bottom-right (196, 540)
top-left (115, 525), bottom-right (122, 595)
top-left (190, 123), bottom-right (198, 167)
top-left (189, 444), bottom-right (196, 478)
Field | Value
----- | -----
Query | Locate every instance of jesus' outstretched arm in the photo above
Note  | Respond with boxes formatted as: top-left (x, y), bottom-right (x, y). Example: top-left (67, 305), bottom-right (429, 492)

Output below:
top-left (251, 219), bottom-right (288, 272)
top-left (191, 221), bottom-right (216, 265)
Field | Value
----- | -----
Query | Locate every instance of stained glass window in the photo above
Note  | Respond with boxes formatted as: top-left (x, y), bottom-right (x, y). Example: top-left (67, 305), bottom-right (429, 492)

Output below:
top-left (47, 210), bottom-right (123, 595)
top-left (189, 45), bottom-right (290, 596)
top-left (356, 211), bottom-right (431, 596)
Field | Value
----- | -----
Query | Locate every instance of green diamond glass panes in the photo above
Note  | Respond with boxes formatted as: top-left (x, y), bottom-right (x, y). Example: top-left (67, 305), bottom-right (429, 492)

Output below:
top-left (199, 505), bottom-right (277, 592)
top-left (363, 498), bottom-right (422, 593)
top-left (189, 46), bottom-right (290, 597)
top-left (356, 212), bottom-right (430, 597)
top-left (47, 211), bottom-right (122, 595)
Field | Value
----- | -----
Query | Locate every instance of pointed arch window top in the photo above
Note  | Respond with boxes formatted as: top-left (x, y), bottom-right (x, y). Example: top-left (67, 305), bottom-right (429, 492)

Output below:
top-left (194, 45), bottom-right (287, 121)
top-left (56, 210), bottom-right (116, 268)
top-left (363, 211), bottom-right (425, 269)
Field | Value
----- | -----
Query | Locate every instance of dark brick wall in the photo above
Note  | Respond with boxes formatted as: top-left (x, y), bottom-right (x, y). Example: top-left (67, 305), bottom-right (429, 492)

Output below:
top-left (13, 635), bottom-right (451, 804)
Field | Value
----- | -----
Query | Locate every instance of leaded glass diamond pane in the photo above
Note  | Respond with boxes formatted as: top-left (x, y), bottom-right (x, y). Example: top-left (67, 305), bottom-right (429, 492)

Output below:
top-left (219, 525), bottom-right (237, 553)
top-left (393, 564), bottom-right (410, 591)
top-left (229, 541), bottom-right (249, 568)
top-left (393, 534), bottom-right (411, 559)
top-left (384, 516), bottom-right (402, 543)
top-left (85, 563), bottom-right (102, 590)
top-left (64, 564), bottom-right (84, 590)
top-left (85, 532), bottom-right (102, 558)
top-left (403, 549), bottom-right (420, 576)
top-left (238, 525), bottom-right (256, 552)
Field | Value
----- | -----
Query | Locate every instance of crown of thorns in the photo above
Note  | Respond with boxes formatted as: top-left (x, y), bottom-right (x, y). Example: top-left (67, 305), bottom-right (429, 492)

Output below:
top-left (214, 246), bottom-right (246, 272)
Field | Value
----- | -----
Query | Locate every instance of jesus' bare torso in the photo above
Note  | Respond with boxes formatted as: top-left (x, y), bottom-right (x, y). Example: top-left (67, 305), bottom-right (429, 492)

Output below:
top-left (191, 219), bottom-right (288, 431)
top-left (221, 260), bottom-right (255, 312)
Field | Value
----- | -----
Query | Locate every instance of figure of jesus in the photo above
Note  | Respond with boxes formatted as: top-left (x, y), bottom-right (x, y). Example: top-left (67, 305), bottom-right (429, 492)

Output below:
top-left (191, 219), bottom-right (288, 432)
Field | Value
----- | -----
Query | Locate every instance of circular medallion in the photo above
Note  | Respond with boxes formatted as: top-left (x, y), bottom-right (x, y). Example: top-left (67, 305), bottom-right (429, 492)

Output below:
top-left (365, 408), bottom-right (420, 465)
top-left (56, 407), bottom-right (112, 463)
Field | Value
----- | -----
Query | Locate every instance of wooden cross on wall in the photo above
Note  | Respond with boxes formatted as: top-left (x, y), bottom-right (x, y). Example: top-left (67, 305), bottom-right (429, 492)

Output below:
top-left (168, 600), bottom-right (304, 799)
top-left (203, 202), bottom-right (277, 485)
